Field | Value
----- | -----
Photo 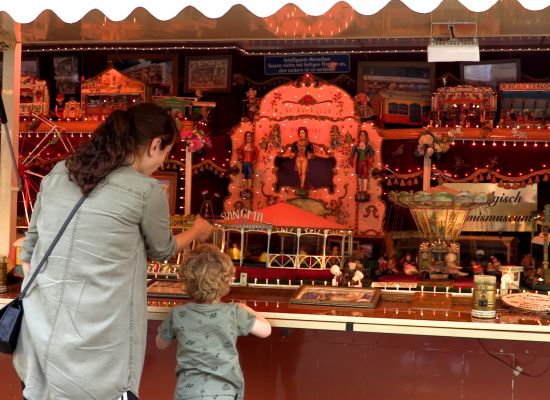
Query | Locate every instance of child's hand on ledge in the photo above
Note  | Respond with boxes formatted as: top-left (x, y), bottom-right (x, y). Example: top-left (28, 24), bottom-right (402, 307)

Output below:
top-left (238, 303), bottom-right (272, 338)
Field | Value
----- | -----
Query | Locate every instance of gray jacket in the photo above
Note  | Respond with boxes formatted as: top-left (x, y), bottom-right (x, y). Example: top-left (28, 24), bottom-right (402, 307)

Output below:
top-left (14, 161), bottom-right (177, 400)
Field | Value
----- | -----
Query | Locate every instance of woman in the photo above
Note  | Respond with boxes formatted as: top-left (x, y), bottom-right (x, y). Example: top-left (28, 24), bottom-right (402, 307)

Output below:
top-left (15, 103), bottom-right (212, 400)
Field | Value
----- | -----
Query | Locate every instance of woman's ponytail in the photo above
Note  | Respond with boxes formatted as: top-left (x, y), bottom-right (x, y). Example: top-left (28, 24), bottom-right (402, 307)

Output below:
top-left (66, 103), bottom-right (178, 195)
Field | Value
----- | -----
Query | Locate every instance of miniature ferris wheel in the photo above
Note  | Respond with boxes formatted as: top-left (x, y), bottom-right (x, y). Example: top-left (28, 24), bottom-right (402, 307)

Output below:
top-left (15, 113), bottom-right (75, 225)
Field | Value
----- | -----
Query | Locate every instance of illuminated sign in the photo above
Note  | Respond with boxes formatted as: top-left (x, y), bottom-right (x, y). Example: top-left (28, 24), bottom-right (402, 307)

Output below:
top-left (220, 209), bottom-right (264, 223)
top-left (264, 55), bottom-right (350, 75)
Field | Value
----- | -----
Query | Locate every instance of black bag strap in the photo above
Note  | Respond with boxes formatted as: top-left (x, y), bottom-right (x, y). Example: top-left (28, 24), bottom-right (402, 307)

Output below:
top-left (20, 195), bottom-right (86, 298)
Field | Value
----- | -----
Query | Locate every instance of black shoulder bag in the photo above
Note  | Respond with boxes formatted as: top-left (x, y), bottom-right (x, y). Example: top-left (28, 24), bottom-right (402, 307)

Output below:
top-left (0, 195), bottom-right (86, 354)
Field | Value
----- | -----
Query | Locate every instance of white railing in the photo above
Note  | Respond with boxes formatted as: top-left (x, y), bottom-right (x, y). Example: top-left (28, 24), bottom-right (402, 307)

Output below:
top-left (268, 254), bottom-right (295, 268)
top-left (267, 254), bottom-right (346, 269)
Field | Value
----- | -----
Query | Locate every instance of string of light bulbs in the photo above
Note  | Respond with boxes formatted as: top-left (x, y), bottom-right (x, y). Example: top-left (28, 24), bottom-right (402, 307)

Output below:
top-left (22, 45), bottom-right (550, 56)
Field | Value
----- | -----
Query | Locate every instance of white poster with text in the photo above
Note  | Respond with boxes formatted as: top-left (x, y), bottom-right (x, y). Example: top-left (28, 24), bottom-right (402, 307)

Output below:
top-left (446, 183), bottom-right (537, 232)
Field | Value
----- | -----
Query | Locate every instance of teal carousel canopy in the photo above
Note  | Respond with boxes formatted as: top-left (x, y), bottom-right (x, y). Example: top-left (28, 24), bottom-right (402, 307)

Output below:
top-left (389, 186), bottom-right (493, 242)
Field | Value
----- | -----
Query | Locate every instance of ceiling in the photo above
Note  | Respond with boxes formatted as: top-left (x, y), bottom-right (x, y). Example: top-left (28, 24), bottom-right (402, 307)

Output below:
top-left (1, 0), bottom-right (550, 54)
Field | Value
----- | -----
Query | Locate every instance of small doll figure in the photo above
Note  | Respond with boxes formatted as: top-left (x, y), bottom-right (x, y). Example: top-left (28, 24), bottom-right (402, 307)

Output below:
top-left (386, 256), bottom-right (399, 274)
top-left (471, 260), bottom-right (483, 275)
top-left (349, 130), bottom-right (375, 197)
top-left (54, 93), bottom-right (65, 119)
top-left (329, 125), bottom-right (342, 149)
top-left (245, 88), bottom-right (259, 121)
top-left (445, 252), bottom-right (468, 277)
top-left (402, 252), bottom-right (419, 276)
top-left (485, 255), bottom-right (501, 277)
top-left (282, 127), bottom-right (314, 189)
top-left (354, 92), bottom-right (374, 120)
top-left (268, 123), bottom-right (282, 149)
top-left (341, 253), bottom-right (365, 287)
top-left (228, 242), bottom-right (241, 261)
top-left (344, 131), bottom-right (354, 145)
top-left (173, 110), bottom-right (185, 132)
top-left (377, 255), bottom-right (388, 275)
top-left (347, 260), bottom-right (365, 287)
top-left (237, 131), bottom-right (258, 191)
top-left (330, 264), bottom-right (342, 286)
top-left (500, 270), bottom-right (515, 294)
top-left (504, 109), bottom-right (512, 124)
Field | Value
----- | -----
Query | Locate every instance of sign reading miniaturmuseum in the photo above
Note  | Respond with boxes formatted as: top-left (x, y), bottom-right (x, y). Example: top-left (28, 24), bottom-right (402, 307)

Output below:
top-left (446, 183), bottom-right (537, 232)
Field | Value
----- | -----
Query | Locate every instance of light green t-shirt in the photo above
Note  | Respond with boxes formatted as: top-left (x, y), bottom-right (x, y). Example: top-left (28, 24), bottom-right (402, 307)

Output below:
top-left (158, 302), bottom-right (256, 400)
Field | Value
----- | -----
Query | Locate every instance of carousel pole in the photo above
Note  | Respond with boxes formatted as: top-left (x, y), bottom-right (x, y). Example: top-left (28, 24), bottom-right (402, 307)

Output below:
top-left (240, 227), bottom-right (245, 267)
top-left (184, 148), bottom-right (192, 216)
top-left (423, 154), bottom-right (432, 191)
top-left (543, 225), bottom-right (550, 284)
top-left (0, 40), bottom-right (21, 260)
top-left (321, 230), bottom-right (327, 269)
top-left (183, 120), bottom-right (194, 216)
top-left (0, 100), bottom-right (22, 192)
top-left (543, 207), bottom-right (550, 284)
top-left (266, 228), bottom-right (271, 267)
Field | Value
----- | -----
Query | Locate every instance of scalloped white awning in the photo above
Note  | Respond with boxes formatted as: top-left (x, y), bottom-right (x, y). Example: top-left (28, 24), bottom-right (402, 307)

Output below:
top-left (1, 0), bottom-right (549, 24)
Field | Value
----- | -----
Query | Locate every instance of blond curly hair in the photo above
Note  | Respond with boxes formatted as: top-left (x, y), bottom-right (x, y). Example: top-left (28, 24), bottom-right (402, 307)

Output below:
top-left (182, 244), bottom-right (235, 303)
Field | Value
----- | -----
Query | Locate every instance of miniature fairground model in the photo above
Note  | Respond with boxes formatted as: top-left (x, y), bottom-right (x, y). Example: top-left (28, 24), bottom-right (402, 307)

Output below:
top-left (225, 73), bottom-right (385, 237)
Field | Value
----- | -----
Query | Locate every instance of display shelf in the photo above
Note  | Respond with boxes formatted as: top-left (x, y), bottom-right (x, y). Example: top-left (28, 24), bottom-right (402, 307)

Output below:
top-left (379, 126), bottom-right (550, 141)
top-left (147, 286), bottom-right (550, 342)
top-left (19, 120), bottom-right (100, 133)
top-left (4, 284), bottom-right (550, 342)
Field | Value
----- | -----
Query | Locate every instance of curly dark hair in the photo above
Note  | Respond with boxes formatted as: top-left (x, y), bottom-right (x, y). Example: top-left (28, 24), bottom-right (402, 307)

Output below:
top-left (182, 244), bottom-right (235, 303)
top-left (297, 126), bottom-right (308, 137)
top-left (66, 103), bottom-right (178, 195)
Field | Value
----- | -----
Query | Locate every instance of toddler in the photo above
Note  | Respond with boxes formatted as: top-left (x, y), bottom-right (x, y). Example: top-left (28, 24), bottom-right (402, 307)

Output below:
top-left (156, 244), bottom-right (271, 400)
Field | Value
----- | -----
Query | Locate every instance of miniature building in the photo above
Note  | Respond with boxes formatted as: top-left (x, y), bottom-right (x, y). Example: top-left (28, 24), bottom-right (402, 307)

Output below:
top-left (370, 90), bottom-right (431, 127)
top-left (499, 83), bottom-right (550, 128)
top-left (80, 67), bottom-right (146, 120)
top-left (63, 99), bottom-right (82, 119)
top-left (432, 85), bottom-right (497, 128)
top-left (19, 74), bottom-right (50, 117)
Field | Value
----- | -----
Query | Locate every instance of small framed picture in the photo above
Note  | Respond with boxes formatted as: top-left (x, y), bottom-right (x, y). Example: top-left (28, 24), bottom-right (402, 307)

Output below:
top-left (153, 171), bottom-right (178, 215)
top-left (108, 54), bottom-right (178, 96)
top-left (357, 61), bottom-right (435, 96)
top-left (22, 59), bottom-right (39, 77)
top-left (290, 286), bottom-right (381, 309)
top-left (147, 280), bottom-right (188, 298)
top-left (53, 56), bottom-right (79, 94)
top-left (184, 55), bottom-right (232, 93)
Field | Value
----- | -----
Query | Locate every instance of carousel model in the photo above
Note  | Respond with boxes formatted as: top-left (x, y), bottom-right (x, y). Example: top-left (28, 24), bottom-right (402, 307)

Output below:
top-left (389, 186), bottom-right (493, 280)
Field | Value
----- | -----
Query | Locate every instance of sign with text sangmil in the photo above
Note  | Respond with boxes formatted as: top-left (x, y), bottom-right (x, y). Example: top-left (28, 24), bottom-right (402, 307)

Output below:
top-left (445, 183), bottom-right (537, 232)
